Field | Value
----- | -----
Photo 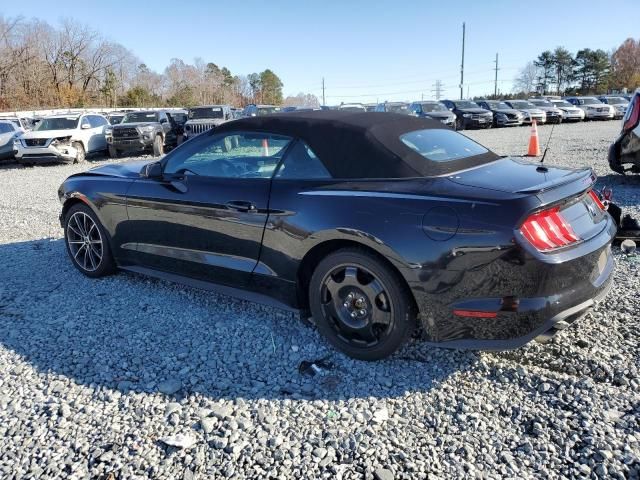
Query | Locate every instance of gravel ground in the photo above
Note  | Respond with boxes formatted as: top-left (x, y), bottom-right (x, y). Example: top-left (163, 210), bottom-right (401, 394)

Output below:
top-left (0, 121), bottom-right (639, 479)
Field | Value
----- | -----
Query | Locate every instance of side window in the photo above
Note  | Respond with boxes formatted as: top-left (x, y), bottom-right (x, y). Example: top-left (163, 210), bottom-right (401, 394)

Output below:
top-left (94, 116), bottom-right (108, 127)
top-left (164, 131), bottom-right (291, 178)
top-left (276, 141), bottom-right (331, 180)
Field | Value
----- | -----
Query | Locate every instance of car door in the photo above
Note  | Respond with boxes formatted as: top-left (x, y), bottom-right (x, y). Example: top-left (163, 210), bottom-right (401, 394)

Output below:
top-left (78, 116), bottom-right (93, 151)
top-left (122, 129), bottom-right (293, 287)
top-left (89, 115), bottom-right (108, 151)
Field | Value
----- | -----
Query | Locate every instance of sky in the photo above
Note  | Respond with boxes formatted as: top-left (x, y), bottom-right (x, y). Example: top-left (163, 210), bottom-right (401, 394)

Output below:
top-left (2, 0), bottom-right (639, 104)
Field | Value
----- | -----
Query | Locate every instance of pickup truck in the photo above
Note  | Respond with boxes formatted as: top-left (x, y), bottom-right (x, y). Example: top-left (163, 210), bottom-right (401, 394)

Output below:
top-left (105, 110), bottom-right (183, 157)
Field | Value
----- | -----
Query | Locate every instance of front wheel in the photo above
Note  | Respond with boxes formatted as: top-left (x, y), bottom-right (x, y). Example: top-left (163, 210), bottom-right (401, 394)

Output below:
top-left (64, 203), bottom-right (115, 278)
top-left (73, 142), bottom-right (85, 163)
top-left (108, 145), bottom-right (119, 158)
top-left (455, 117), bottom-right (464, 131)
top-left (309, 248), bottom-right (416, 361)
top-left (152, 135), bottom-right (164, 156)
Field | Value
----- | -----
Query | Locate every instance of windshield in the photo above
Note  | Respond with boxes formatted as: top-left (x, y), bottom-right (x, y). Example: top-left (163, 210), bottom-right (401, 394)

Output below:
top-left (0, 123), bottom-right (15, 134)
top-left (122, 112), bottom-right (159, 123)
top-left (580, 98), bottom-right (602, 105)
top-left (401, 129), bottom-right (489, 162)
top-left (189, 107), bottom-right (225, 119)
top-left (552, 100), bottom-right (573, 108)
top-left (420, 103), bottom-right (447, 112)
top-left (169, 113), bottom-right (187, 123)
top-left (509, 101), bottom-right (535, 109)
top-left (385, 104), bottom-right (410, 114)
top-left (35, 117), bottom-right (79, 131)
top-left (257, 107), bottom-right (281, 116)
top-left (108, 115), bottom-right (124, 124)
top-left (453, 101), bottom-right (479, 109)
top-left (604, 97), bottom-right (627, 105)
top-left (487, 101), bottom-right (511, 109)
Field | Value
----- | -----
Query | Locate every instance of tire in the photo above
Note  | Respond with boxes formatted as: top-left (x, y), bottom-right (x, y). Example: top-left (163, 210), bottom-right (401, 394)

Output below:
top-left (73, 142), bottom-right (85, 163)
top-left (455, 117), bottom-right (464, 131)
top-left (152, 135), bottom-right (164, 156)
top-left (309, 248), bottom-right (416, 361)
top-left (108, 145), bottom-right (119, 158)
top-left (64, 203), bottom-right (116, 278)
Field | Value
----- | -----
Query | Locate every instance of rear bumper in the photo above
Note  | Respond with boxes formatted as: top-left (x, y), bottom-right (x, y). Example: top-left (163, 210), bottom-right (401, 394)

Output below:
top-left (413, 217), bottom-right (616, 349)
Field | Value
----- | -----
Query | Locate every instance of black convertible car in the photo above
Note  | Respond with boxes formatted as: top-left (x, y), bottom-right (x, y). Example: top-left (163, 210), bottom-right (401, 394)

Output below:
top-left (59, 111), bottom-right (615, 360)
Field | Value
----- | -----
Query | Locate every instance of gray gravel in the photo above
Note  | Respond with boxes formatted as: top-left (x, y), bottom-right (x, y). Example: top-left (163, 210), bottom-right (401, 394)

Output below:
top-left (1, 122), bottom-right (639, 479)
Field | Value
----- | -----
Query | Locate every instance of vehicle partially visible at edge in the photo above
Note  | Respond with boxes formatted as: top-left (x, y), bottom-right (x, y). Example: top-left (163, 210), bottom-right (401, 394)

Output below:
top-left (608, 89), bottom-right (640, 174)
top-left (0, 120), bottom-right (23, 160)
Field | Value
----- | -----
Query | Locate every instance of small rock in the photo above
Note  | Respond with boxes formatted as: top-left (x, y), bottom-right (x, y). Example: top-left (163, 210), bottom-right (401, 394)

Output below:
top-left (372, 407), bottom-right (389, 423)
top-left (201, 417), bottom-right (216, 434)
top-left (159, 434), bottom-right (196, 449)
top-left (312, 447), bottom-right (328, 459)
top-left (374, 468), bottom-right (394, 480)
top-left (158, 379), bottom-right (182, 395)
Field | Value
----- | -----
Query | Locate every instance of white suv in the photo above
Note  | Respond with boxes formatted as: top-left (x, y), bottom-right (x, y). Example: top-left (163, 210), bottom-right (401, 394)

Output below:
top-left (15, 113), bottom-right (109, 165)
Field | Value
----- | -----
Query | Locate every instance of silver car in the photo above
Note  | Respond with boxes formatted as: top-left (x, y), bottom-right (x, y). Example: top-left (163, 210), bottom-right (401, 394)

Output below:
top-left (598, 96), bottom-right (629, 119)
top-left (528, 98), bottom-right (564, 124)
top-left (504, 100), bottom-right (547, 124)
top-left (550, 99), bottom-right (585, 122)
top-left (564, 97), bottom-right (614, 120)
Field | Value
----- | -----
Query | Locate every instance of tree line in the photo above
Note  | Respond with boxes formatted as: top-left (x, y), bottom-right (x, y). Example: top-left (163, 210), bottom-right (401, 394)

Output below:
top-left (0, 15), bottom-right (286, 110)
top-left (512, 38), bottom-right (640, 97)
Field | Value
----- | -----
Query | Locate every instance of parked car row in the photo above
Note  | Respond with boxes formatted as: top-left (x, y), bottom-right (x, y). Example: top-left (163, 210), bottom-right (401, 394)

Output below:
top-left (327, 95), bottom-right (629, 130)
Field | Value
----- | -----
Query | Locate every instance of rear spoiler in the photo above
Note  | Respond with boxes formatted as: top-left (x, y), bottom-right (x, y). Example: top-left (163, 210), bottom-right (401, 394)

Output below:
top-left (516, 168), bottom-right (595, 194)
top-left (531, 168), bottom-right (597, 208)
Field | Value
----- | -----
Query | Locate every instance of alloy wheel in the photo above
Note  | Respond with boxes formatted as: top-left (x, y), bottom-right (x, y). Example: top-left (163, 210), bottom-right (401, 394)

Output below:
top-left (319, 264), bottom-right (394, 348)
top-left (66, 211), bottom-right (103, 272)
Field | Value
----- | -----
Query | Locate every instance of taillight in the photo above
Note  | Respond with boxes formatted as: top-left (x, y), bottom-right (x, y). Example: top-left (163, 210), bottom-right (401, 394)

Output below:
top-left (588, 190), bottom-right (605, 211)
top-left (623, 95), bottom-right (639, 132)
top-left (519, 207), bottom-right (579, 251)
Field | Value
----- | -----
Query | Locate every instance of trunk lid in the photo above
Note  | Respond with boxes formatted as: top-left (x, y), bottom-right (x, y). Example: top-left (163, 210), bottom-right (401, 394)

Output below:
top-left (448, 157), bottom-right (607, 246)
top-left (447, 157), bottom-right (593, 194)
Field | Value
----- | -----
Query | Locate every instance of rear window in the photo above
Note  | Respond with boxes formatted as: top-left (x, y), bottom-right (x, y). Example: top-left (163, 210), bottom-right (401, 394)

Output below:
top-left (400, 129), bottom-right (489, 163)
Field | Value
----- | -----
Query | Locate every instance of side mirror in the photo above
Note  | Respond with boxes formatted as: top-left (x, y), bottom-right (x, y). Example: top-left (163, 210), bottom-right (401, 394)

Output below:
top-left (141, 162), bottom-right (162, 179)
top-left (81, 123), bottom-right (91, 129)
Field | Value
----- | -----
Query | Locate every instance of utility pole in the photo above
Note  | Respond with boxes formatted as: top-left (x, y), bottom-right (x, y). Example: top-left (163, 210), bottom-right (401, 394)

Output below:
top-left (322, 77), bottom-right (326, 106)
top-left (431, 80), bottom-right (444, 100)
top-left (459, 22), bottom-right (465, 100)
top-left (493, 53), bottom-right (499, 97)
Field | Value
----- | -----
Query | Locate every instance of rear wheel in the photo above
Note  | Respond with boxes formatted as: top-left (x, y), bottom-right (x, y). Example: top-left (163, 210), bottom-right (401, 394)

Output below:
top-left (309, 248), bottom-right (416, 361)
top-left (64, 203), bottom-right (115, 278)
top-left (73, 142), bottom-right (85, 163)
top-left (152, 135), bottom-right (164, 156)
top-left (108, 145), bottom-right (119, 158)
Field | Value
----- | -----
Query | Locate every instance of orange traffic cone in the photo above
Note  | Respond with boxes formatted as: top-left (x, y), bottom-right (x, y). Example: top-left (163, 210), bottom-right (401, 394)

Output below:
top-left (527, 119), bottom-right (541, 156)
top-left (262, 138), bottom-right (269, 156)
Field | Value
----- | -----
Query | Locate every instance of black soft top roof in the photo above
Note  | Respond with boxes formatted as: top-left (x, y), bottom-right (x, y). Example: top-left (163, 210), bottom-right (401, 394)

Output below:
top-left (216, 111), bottom-right (498, 178)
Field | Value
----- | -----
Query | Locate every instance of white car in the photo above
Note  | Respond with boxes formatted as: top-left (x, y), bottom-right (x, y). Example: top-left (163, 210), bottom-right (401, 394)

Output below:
top-left (564, 97), bottom-right (614, 120)
top-left (549, 100), bottom-right (585, 121)
top-left (15, 113), bottom-right (109, 165)
top-left (598, 96), bottom-right (629, 119)
top-left (0, 120), bottom-right (24, 160)
top-left (504, 100), bottom-right (547, 124)
top-left (338, 103), bottom-right (367, 112)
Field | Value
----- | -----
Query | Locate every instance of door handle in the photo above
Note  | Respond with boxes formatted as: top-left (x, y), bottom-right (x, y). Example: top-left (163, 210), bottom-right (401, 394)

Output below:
top-left (226, 200), bottom-right (258, 213)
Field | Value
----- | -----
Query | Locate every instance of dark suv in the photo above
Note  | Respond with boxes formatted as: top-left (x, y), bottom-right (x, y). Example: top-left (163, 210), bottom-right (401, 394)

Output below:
top-left (476, 100), bottom-right (524, 127)
top-left (106, 110), bottom-right (181, 157)
top-left (408, 101), bottom-right (456, 128)
top-left (441, 99), bottom-right (493, 130)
